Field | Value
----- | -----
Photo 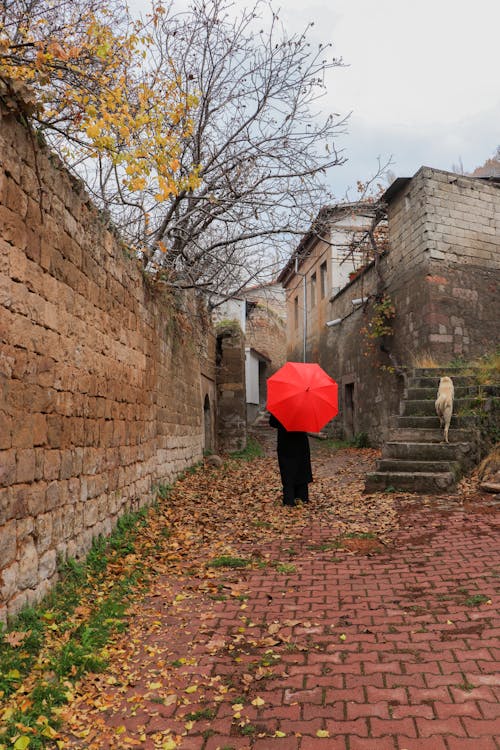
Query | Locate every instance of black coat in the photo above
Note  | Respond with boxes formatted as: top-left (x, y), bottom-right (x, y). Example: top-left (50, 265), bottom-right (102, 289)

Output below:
top-left (269, 414), bottom-right (313, 485)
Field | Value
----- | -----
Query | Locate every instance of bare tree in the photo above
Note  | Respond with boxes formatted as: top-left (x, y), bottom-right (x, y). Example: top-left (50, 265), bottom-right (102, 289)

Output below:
top-left (2, 0), bottom-right (347, 307)
top-left (123, 0), bottom-right (347, 306)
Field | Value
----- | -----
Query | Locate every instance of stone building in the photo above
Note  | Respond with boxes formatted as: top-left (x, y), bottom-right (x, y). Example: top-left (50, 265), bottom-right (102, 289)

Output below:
top-left (213, 282), bottom-right (287, 423)
top-left (279, 167), bottom-right (500, 443)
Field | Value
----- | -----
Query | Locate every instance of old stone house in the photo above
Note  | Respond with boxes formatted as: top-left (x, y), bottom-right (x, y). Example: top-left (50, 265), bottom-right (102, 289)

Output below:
top-left (279, 167), bottom-right (500, 443)
top-left (213, 282), bottom-right (286, 424)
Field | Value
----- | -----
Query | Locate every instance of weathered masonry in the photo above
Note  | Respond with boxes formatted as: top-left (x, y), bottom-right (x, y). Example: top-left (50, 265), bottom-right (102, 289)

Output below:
top-left (281, 167), bottom-right (500, 442)
top-left (0, 102), bottom-right (216, 620)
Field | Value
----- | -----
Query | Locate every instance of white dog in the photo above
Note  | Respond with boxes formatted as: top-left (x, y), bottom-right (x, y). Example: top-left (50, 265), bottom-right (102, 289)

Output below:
top-left (435, 376), bottom-right (454, 443)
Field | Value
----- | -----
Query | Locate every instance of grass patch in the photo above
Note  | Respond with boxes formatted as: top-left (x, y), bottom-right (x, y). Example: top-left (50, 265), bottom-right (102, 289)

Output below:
top-left (274, 562), bottom-right (296, 574)
top-left (240, 724), bottom-right (257, 736)
top-left (0, 505), bottom-right (151, 748)
top-left (252, 520), bottom-right (272, 529)
top-left (456, 677), bottom-right (476, 692)
top-left (259, 652), bottom-right (280, 666)
top-left (464, 594), bottom-right (490, 607)
top-left (185, 707), bottom-right (216, 721)
top-left (319, 432), bottom-right (369, 449)
top-left (208, 555), bottom-right (251, 569)
top-left (229, 437), bottom-right (264, 461)
top-left (307, 539), bottom-right (342, 552)
top-left (320, 438), bottom-right (354, 450)
top-left (344, 531), bottom-right (377, 540)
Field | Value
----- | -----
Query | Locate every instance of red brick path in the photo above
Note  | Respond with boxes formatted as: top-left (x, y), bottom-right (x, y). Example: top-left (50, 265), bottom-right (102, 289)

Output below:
top-left (63, 495), bottom-right (500, 750)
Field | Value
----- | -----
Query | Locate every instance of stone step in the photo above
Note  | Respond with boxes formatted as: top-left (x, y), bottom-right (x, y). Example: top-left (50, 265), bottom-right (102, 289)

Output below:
top-left (376, 458), bottom-right (461, 475)
top-left (365, 471), bottom-right (456, 493)
top-left (406, 386), bottom-right (479, 400)
top-left (383, 440), bottom-right (476, 465)
top-left (403, 397), bottom-right (474, 416)
top-left (252, 410), bottom-right (270, 427)
top-left (387, 428), bottom-right (478, 443)
top-left (389, 415), bottom-right (479, 430)
top-left (408, 375), bottom-right (480, 389)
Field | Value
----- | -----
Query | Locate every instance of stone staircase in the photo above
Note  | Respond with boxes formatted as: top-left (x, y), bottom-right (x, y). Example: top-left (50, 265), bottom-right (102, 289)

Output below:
top-left (365, 368), bottom-right (481, 494)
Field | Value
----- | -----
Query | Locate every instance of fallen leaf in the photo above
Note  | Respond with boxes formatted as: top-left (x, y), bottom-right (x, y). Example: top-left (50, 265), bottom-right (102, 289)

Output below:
top-left (251, 696), bottom-right (265, 706)
top-left (5, 630), bottom-right (31, 648)
top-left (316, 729), bottom-right (330, 738)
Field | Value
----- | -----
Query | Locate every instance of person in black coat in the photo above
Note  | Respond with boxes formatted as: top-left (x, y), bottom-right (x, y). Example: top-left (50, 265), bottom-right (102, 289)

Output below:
top-left (269, 413), bottom-right (313, 506)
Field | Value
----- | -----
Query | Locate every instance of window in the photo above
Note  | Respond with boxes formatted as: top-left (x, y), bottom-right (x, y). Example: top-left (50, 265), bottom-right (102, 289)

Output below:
top-left (320, 261), bottom-right (327, 299)
top-left (310, 272), bottom-right (317, 309)
top-left (294, 296), bottom-right (299, 329)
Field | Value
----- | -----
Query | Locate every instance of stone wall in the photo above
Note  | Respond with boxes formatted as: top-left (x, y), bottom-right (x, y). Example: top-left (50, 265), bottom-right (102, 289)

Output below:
top-left (0, 104), bottom-right (212, 620)
top-left (418, 169), bottom-right (499, 358)
top-left (216, 322), bottom-right (247, 452)
top-left (245, 303), bottom-right (286, 376)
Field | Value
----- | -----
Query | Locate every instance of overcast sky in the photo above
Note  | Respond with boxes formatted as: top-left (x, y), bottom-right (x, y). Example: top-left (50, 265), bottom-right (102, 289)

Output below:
top-left (129, 0), bottom-right (500, 200)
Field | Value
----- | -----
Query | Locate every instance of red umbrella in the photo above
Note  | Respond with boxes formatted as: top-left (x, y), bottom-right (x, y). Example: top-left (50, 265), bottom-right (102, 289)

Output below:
top-left (267, 361), bottom-right (338, 432)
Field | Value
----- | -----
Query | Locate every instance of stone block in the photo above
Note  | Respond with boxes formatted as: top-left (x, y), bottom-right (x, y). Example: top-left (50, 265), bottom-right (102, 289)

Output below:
top-left (83, 498), bottom-right (99, 527)
top-left (38, 549), bottom-right (56, 580)
top-left (18, 538), bottom-right (38, 590)
top-left (45, 480), bottom-right (60, 510)
top-left (7, 590), bottom-right (29, 619)
top-left (44, 450), bottom-right (61, 481)
top-left (0, 204), bottom-right (27, 249)
top-left (0, 411), bottom-right (12, 449)
top-left (59, 450), bottom-right (73, 480)
top-left (47, 415), bottom-right (63, 448)
top-left (16, 448), bottom-right (36, 483)
top-left (0, 449), bottom-right (16, 487)
top-left (32, 413), bottom-right (47, 446)
top-left (0, 487), bottom-right (14, 525)
top-left (35, 512), bottom-right (53, 553)
top-left (0, 561), bottom-right (19, 601)
top-left (26, 482), bottom-right (47, 516)
top-left (16, 515), bottom-right (34, 541)
top-left (11, 414), bottom-right (34, 449)
top-left (0, 519), bottom-right (17, 568)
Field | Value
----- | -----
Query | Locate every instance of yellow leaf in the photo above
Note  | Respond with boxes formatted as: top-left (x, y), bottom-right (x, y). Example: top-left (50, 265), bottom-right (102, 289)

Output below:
top-left (184, 720), bottom-right (194, 730)
top-left (339, 633), bottom-right (347, 641)
top-left (41, 725), bottom-right (58, 739)
top-left (274, 730), bottom-right (286, 737)
top-left (251, 696), bottom-right (265, 706)
top-left (14, 738), bottom-right (31, 750)
top-left (231, 703), bottom-right (244, 711)
top-left (185, 685), bottom-right (197, 694)
top-left (162, 739), bottom-right (177, 750)
top-left (316, 729), bottom-right (330, 738)
top-left (148, 682), bottom-right (162, 690)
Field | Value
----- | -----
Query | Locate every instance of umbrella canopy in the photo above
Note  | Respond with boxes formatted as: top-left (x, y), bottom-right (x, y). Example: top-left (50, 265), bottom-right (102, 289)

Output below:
top-left (267, 361), bottom-right (338, 432)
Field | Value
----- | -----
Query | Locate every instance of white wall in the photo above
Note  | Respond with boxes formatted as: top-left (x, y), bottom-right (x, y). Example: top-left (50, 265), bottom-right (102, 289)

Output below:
top-left (245, 348), bottom-right (260, 404)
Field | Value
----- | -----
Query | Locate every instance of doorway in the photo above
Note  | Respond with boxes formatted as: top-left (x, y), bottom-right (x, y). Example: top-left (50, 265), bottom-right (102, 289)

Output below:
top-left (344, 382), bottom-right (355, 439)
top-left (203, 395), bottom-right (212, 452)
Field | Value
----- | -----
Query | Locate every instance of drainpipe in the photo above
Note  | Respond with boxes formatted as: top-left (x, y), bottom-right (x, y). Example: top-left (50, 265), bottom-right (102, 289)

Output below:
top-left (294, 257), bottom-right (307, 362)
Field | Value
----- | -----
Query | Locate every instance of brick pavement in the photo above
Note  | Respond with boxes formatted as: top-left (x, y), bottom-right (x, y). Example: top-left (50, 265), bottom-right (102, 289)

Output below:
top-left (62, 490), bottom-right (500, 750)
